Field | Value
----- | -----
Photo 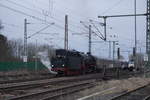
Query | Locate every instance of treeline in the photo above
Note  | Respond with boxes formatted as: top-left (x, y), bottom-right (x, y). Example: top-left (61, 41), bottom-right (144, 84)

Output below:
top-left (0, 34), bottom-right (55, 62)
top-left (0, 34), bottom-right (13, 61)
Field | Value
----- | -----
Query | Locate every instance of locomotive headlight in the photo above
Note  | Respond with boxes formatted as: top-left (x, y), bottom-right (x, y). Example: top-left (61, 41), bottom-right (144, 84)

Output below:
top-left (51, 65), bottom-right (54, 67)
top-left (62, 64), bottom-right (65, 67)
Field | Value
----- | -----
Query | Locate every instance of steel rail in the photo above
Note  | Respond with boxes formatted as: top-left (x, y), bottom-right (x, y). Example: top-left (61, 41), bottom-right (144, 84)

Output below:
top-left (143, 95), bottom-right (150, 100)
top-left (40, 84), bottom-right (94, 100)
top-left (110, 84), bottom-right (150, 100)
top-left (8, 80), bottom-right (95, 100)
top-left (0, 73), bottom-right (103, 92)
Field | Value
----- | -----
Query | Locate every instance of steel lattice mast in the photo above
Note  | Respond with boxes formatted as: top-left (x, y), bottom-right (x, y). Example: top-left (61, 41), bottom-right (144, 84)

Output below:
top-left (146, 0), bottom-right (150, 61)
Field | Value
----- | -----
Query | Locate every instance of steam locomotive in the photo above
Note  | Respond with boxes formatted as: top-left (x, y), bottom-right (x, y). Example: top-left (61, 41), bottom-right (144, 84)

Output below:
top-left (51, 49), bottom-right (97, 75)
top-left (50, 49), bottom-right (130, 76)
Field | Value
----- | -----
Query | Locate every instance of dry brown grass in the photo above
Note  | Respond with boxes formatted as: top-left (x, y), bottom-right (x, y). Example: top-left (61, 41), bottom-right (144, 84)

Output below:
top-left (68, 77), bottom-right (150, 100)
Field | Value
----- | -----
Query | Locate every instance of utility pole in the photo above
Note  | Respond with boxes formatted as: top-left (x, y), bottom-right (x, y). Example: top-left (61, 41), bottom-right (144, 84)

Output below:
top-left (117, 47), bottom-right (120, 78)
top-left (99, 17), bottom-right (107, 41)
top-left (98, 13), bottom-right (148, 63)
top-left (104, 17), bottom-right (107, 41)
top-left (134, 0), bottom-right (137, 51)
top-left (109, 41), bottom-right (111, 58)
top-left (134, 0), bottom-right (137, 70)
top-left (113, 41), bottom-right (116, 61)
top-left (146, 0), bottom-right (150, 61)
top-left (64, 15), bottom-right (68, 50)
top-left (89, 25), bottom-right (92, 54)
top-left (35, 39), bottom-right (38, 72)
top-left (24, 19), bottom-right (28, 63)
top-left (112, 41), bottom-right (118, 67)
top-left (98, 13), bottom-right (147, 43)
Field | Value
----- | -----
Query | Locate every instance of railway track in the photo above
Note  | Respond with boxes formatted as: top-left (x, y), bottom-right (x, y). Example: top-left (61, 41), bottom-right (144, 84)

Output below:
top-left (0, 73), bottom-right (103, 92)
top-left (0, 75), bottom-right (54, 84)
top-left (0, 73), bottom-right (55, 84)
top-left (0, 70), bottom-right (144, 93)
top-left (143, 95), bottom-right (150, 100)
top-left (0, 68), bottom-right (144, 84)
top-left (7, 80), bottom-right (95, 100)
top-left (110, 84), bottom-right (150, 100)
top-left (0, 70), bottom-right (146, 100)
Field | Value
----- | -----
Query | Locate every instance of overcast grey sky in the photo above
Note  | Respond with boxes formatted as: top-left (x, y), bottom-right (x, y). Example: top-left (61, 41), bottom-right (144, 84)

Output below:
top-left (0, 0), bottom-right (147, 60)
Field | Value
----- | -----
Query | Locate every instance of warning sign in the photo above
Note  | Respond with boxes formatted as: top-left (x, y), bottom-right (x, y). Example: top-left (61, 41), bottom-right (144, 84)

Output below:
top-left (23, 56), bottom-right (28, 62)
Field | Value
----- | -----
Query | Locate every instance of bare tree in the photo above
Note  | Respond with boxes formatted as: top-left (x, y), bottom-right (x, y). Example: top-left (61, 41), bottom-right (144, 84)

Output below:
top-left (0, 34), bottom-right (11, 61)
top-left (7, 39), bottom-right (24, 60)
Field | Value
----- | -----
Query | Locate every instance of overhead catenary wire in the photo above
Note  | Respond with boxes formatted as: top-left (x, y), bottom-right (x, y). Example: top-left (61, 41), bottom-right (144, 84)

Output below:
top-left (4, 0), bottom-right (86, 32)
top-left (2, 22), bottom-right (37, 32)
top-left (0, 3), bottom-right (79, 33)
top-left (101, 0), bottom-right (125, 15)
top-left (9, 0), bottom-right (96, 32)
top-left (2, 1), bottom-right (139, 47)
top-left (32, 0), bottom-right (89, 21)
top-left (5, 0), bottom-right (115, 37)
top-left (27, 24), bottom-right (54, 39)
top-left (1, 0), bottom-right (146, 59)
top-left (80, 21), bottom-right (105, 40)
top-left (0, 3), bottom-right (52, 24)
top-left (3, 0), bottom-right (137, 37)
top-left (5, 0), bottom-right (42, 15)
top-left (89, 20), bottom-right (105, 39)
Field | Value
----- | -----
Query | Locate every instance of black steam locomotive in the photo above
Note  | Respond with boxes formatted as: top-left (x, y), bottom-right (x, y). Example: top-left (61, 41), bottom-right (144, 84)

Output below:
top-left (51, 49), bottom-right (97, 75)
